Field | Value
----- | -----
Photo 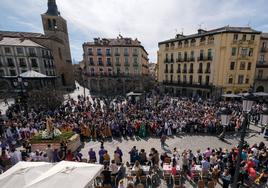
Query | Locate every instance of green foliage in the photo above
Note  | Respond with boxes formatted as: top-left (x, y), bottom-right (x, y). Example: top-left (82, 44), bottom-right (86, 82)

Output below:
top-left (27, 89), bottom-right (64, 110)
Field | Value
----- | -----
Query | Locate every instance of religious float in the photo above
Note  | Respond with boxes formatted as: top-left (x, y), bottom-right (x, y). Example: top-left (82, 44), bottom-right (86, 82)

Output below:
top-left (30, 118), bottom-right (81, 152)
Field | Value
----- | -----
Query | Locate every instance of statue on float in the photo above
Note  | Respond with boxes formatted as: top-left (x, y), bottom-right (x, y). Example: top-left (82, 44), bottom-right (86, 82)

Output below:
top-left (41, 117), bottom-right (62, 139)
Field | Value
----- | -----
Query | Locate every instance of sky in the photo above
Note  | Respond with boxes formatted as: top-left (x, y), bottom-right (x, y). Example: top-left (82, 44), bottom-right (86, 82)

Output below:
top-left (0, 0), bottom-right (268, 64)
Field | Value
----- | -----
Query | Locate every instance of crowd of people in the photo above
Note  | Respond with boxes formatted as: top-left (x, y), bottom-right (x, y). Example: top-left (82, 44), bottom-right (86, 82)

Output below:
top-left (0, 94), bottom-right (264, 146)
top-left (0, 93), bottom-right (267, 187)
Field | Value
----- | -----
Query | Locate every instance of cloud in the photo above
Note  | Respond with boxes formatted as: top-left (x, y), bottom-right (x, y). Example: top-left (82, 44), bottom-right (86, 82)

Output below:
top-left (0, 0), bottom-right (268, 63)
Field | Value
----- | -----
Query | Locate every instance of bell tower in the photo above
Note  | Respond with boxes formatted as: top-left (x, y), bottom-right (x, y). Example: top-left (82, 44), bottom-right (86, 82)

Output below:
top-left (41, 0), bottom-right (74, 87)
top-left (41, 0), bottom-right (68, 37)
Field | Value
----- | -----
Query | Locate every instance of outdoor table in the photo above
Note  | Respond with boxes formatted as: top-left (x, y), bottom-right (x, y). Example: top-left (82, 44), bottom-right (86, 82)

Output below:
top-left (163, 163), bottom-right (181, 172)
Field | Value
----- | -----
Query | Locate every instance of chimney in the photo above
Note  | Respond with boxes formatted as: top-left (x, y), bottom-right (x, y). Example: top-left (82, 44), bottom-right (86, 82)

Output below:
top-left (176, 34), bottom-right (184, 39)
top-left (19, 34), bottom-right (25, 42)
top-left (94, 38), bottom-right (98, 44)
top-left (198, 29), bottom-right (207, 34)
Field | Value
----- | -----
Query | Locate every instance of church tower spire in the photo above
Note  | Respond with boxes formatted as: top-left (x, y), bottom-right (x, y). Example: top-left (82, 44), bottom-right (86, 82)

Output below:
top-left (46, 0), bottom-right (60, 16)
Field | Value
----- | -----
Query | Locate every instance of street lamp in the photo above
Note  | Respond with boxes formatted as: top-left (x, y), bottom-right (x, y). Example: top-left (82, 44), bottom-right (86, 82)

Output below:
top-left (13, 76), bottom-right (28, 112)
top-left (232, 92), bottom-right (256, 188)
top-left (260, 106), bottom-right (268, 127)
top-left (260, 106), bottom-right (268, 138)
top-left (242, 93), bottom-right (256, 112)
top-left (219, 107), bottom-right (232, 140)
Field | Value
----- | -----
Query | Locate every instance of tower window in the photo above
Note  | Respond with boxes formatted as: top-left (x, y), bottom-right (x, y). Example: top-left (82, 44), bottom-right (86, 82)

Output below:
top-left (48, 19), bottom-right (52, 29)
top-left (53, 19), bottom-right (57, 29)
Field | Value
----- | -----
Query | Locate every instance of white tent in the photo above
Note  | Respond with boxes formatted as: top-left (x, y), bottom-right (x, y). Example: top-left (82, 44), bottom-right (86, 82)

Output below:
top-left (19, 70), bottom-right (49, 78)
top-left (0, 161), bottom-right (53, 188)
top-left (253, 92), bottom-right (268, 97)
top-left (24, 161), bottom-right (103, 188)
top-left (222, 94), bottom-right (241, 98)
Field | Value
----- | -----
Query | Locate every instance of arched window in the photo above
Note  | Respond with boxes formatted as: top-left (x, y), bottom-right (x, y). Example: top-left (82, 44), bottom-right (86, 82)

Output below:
top-left (53, 19), bottom-right (57, 29)
top-left (48, 19), bottom-right (52, 29)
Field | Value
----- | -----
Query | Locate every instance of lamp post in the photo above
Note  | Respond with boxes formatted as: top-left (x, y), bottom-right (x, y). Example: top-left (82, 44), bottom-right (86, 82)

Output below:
top-left (219, 107), bottom-right (232, 140)
top-left (13, 76), bottom-right (28, 112)
top-left (260, 106), bottom-right (268, 138)
top-left (232, 92), bottom-right (256, 188)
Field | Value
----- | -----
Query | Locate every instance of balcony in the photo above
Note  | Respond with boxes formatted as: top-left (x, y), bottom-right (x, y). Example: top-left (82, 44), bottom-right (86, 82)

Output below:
top-left (261, 47), bottom-right (267, 53)
top-left (115, 52), bottom-right (120, 56)
top-left (239, 55), bottom-right (249, 60)
top-left (19, 63), bottom-right (27, 68)
top-left (256, 62), bottom-right (268, 68)
top-left (189, 69), bottom-right (193, 73)
top-left (170, 59), bottom-right (174, 63)
top-left (170, 69), bottom-right (174, 73)
top-left (205, 69), bottom-right (211, 74)
top-left (182, 69), bottom-right (187, 73)
top-left (107, 62), bottom-right (112, 66)
top-left (163, 81), bottom-right (213, 89)
top-left (198, 69), bottom-right (203, 73)
top-left (29, 53), bottom-right (37, 57)
top-left (177, 69), bottom-right (181, 73)
top-left (232, 40), bottom-right (238, 45)
top-left (248, 40), bottom-right (254, 45)
top-left (106, 53), bottom-right (111, 56)
top-left (98, 62), bottom-right (104, 66)
top-left (133, 52), bottom-right (138, 56)
top-left (133, 63), bottom-right (139, 67)
top-left (88, 52), bottom-right (93, 56)
top-left (189, 57), bottom-right (195, 62)
top-left (124, 53), bottom-right (129, 56)
top-left (256, 76), bottom-right (268, 81)
top-left (176, 58), bottom-right (183, 62)
top-left (115, 62), bottom-right (121, 66)
top-left (97, 53), bottom-right (102, 56)
top-left (124, 62), bottom-right (130, 66)
top-left (164, 69), bottom-right (168, 73)
top-left (183, 57), bottom-right (188, 62)
top-left (8, 63), bottom-right (15, 67)
top-left (89, 62), bottom-right (94, 66)
top-left (207, 56), bottom-right (213, 61)
top-left (164, 59), bottom-right (169, 63)
top-left (197, 56), bottom-right (206, 61)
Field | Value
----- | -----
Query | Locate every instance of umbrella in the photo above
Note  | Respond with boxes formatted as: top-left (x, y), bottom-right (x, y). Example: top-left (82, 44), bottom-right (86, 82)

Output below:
top-left (253, 92), bottom-right (268, 97)
top-left (25, 161), bottom-right (104, 188)
top-left (222, 94), bottom-right (241, 98)
top-left (0, 162), bottom-right (53, 188)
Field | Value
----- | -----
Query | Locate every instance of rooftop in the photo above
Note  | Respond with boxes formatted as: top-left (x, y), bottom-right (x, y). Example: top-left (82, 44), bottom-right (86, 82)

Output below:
top-left (84, 35), bottom-right (142, 46)
top-left (0, 37), bottom-right (46, 48)
top-left (159, 26), bottom-right (262, 45)
top-left (261, 33), bottom-right (268, 39)
top-left (0, 31), bottom-right (46, 38)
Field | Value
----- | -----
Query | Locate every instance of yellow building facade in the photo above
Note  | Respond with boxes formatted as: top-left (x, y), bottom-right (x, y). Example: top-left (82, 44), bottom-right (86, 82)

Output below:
top-left (254, 33), bottom-right (268, 92)
top-left (157, 26), bottom-right (261, 98)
